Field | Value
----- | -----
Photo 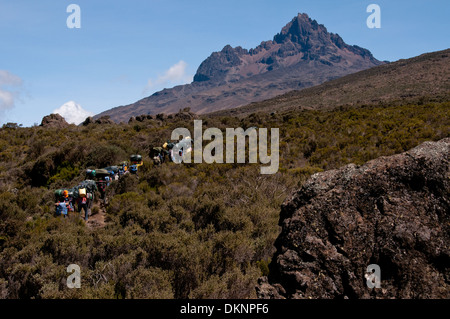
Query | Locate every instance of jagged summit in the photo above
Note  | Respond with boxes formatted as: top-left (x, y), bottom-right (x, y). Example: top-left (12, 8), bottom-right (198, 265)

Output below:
top-left (274, 13), bottom-right (326, 43)
top-left (95, 13), bottom-right (384, 122)
top-left (193, 13), bottom-right (380, 85)
top-left (192, 13), bottom-right (379, 85)
top-left (273, 13), bottom-right (375, 60)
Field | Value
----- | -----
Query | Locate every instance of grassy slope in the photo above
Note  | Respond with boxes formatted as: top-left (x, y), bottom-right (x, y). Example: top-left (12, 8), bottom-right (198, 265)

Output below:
top-left (0, 100), bottom-right (448, 299)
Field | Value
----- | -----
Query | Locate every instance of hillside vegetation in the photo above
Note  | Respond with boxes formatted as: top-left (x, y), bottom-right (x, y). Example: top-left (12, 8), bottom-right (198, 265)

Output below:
top-left (212, 49), bottom-right (450, 118)
top-left (0, 101), bottom-right (449, 298)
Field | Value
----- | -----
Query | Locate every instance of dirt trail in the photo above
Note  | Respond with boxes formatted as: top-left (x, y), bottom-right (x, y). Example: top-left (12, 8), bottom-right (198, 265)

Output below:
top-left (85, 201), bottom-right (107, 230)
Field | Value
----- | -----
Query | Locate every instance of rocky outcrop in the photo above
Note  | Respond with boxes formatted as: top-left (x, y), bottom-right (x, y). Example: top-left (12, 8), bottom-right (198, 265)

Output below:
top-left (40, 113), bottom-right (69, 128)
top-left (94, 116), bottom-right (115, 125)
top-left (171, 108), bottom-right (198, 121)
top-left (194, 45), bottom-right (248, 83)
top-left (81, 116), bottom-right (115, 126)
top-left (81, 116), bottom-right (94, 126)
top-left (257, 138), bottom-right (449, 299)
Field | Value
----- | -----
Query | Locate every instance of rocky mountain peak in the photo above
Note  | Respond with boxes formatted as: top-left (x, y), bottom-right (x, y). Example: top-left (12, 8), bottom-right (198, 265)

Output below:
top-left (96, 13), bottom-right (384, 122)
top-left (274, 13), bottom-right (326, 44)
top-left (193, 13), bottom-right (379, 85)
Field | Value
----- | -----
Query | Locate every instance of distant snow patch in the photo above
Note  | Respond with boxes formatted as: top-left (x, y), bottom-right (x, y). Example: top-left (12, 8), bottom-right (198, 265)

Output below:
top-left (53, 101), bottom-right (94, 125)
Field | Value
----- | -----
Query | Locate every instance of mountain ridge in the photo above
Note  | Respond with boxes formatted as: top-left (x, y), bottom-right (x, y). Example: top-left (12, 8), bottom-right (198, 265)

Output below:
top-left (95, 13), bottom-right (384, 123)
top-left (210, 48), bottom-right (450, 117)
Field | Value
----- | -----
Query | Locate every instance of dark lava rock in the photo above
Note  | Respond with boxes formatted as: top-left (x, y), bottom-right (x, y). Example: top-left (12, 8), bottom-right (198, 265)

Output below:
top-left (94, 116), bottom-right (115, 125)
top-left (81, 116), bottom-right (94, 126)
top-left (82, 115), bottom-right (114, 125)
top-left (40, 113), bottom-right (69, 128)
top-left (173, 107), bottom-right (197, 121)
top-left (257, 138), bottom-right (449, 299)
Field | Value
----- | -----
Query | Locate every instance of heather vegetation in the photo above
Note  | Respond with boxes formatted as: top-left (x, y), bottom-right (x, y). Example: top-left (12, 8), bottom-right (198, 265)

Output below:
top-left (0, 101), bottom-right (448, 299)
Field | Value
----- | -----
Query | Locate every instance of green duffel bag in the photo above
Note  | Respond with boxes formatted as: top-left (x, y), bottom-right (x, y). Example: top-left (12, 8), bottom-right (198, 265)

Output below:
top-left (68, 186), bottom-right (79, 199)
top-left (86, 169), bottom-right (96, 177)
top-left (54, 189), bottom-right (65, 198)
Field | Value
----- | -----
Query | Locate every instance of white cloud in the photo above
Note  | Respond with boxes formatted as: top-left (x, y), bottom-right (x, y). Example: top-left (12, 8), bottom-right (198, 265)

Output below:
top-left (143, 60), bottom-right (193, 94)
top-left (53, 101), bottom-right (94, 125)
top-left (0, 70), bottom-right (23, 114)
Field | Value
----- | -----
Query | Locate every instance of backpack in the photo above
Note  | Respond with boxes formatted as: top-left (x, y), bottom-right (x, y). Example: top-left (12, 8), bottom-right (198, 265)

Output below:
top-left (54, 189), bottom-right (64, 199)
top-left (79, 180), bottom-right (98, 193)
top-left (56, 202), bottom-right (68, 216)
top-left (130, 154), bottom-right (142, 163)
top-left (68, 187), bottom-right (79, 200)
top-left (130, 165), bottom-right (138, 174)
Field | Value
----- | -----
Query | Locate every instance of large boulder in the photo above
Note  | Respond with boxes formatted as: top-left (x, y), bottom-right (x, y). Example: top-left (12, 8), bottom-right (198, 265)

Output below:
top-left (257, 138), bottom-right (449, 299)
top-left (95, 116), bottom-right (115, 125)
top-left (81, 116), bottom-right (94, 126)
top-left (40, 113), bottom-right (69, 128)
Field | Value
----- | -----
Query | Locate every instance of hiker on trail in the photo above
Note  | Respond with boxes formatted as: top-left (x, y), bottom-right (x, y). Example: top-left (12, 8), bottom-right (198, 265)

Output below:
top-left (55, 190), bottom-right (72, 217)
top-left (163, 142), bottom-right (175, 162)
top-left (129, 155), bottom-right (142, 175)
top-left (118, 162), bottom-right (128, 176)
top-left (169, 137), bottom-right (192, 163)
top-left (64, 190), bottom-right (75, 212)
top-left (103, 166), bottom-right (119, 181)
top-left (129, 164), bottom-right (138, 175)
top-left (151, 146), bottom-right (166, 165)
top-left (93, 169), bottom-right (110, 200)
top-left (76, 188), bottom-right (93, 221)
top-left (96, 179), bottom-right (107, 200)
top-left (130, 155), bottom-right (143, 167)
top-left (55, 194), bottom-right (68, 217)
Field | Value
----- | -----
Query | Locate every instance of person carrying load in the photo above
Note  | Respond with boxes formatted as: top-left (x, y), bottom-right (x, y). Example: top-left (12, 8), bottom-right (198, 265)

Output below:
top-left (164, 141), bottom-right (175, 151)
top-left (64, 189), bottom-right (75, 212)
top-left (150, 146), bottom-right (167, 165)
top-left (54, 190), bottom-right (72, 217)
top-left (170, 136), bottom-right (192, 163)
top-left (94, 168), bottom-right (110, 200)
top-left (129, 164), bottom-right (138, 174)
top-left (103, 166), bottom-right (119, 180)
top-left (76, 188), bottom-right (94, 221)
top-left (130, 154), bottom-right (143, 166)
top-left (129, 155), bottom-right (143, 174)
top-left (118, 161), bottom-right (128, 177)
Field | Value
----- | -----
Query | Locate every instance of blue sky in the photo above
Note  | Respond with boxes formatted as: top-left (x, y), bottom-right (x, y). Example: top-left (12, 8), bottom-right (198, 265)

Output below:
top-left (1, 0), bottom-right (449, 126)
